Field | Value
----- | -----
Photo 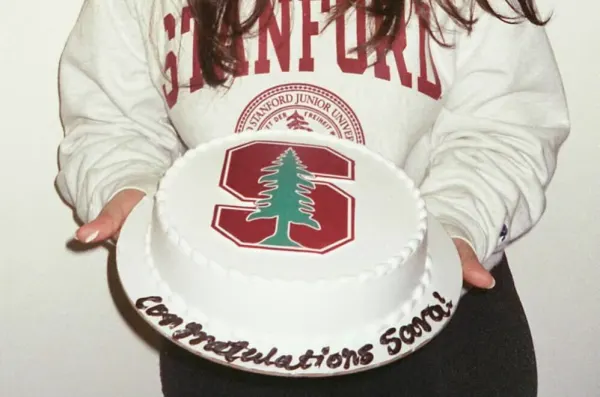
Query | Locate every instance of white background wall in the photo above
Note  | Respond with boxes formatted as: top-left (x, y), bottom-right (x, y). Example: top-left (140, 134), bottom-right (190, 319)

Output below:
top-left (1, 0), bottom-right (598, 396)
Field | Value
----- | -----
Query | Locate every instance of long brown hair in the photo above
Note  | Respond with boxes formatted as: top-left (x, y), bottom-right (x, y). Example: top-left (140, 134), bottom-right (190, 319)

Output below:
top-left (188, 0), bottom-right (548, 87)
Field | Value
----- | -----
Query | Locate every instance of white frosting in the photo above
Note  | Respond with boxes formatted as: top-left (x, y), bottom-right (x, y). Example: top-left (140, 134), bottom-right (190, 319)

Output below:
top-left (148, 130), bottom-right (429, 348)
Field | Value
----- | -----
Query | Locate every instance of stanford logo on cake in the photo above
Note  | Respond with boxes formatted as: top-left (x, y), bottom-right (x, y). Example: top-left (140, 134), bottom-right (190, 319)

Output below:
top-left (211, 140), bottom-right (356, 253)
top-left (235, 84), bottom-right (366, 144)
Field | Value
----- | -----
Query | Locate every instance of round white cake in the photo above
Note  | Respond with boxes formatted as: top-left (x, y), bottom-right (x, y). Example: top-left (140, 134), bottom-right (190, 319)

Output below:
top-left (146, 130), bottom-right (430, 349)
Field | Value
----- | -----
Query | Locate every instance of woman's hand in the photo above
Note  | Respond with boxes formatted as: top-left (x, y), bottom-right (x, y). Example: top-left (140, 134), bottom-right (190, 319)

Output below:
top-left (74, 189), bottom-right (146, 244)
top-left (453, 238), bottom-right (496, 289)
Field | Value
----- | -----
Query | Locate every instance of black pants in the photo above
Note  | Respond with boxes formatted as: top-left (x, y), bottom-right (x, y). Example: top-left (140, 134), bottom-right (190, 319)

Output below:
top-left (160, 256), bottom-right (537, 396)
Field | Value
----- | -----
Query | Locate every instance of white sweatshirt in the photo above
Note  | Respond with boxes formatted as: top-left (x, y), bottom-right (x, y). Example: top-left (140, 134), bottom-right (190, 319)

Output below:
top-left (56, 0), bottom-right (570, 270)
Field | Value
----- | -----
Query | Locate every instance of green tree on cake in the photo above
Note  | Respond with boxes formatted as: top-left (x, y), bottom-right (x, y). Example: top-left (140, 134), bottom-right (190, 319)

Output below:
top-left (247, 147), bottom-right (321, 247)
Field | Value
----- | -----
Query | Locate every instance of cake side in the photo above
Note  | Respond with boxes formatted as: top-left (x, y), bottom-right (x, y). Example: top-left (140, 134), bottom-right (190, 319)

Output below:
top-left (147, 218), bottom-right (431, 346)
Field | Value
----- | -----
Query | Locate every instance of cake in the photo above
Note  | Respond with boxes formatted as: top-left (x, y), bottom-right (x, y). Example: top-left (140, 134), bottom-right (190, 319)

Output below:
top-left (146, 129), bottom-right (430, 352)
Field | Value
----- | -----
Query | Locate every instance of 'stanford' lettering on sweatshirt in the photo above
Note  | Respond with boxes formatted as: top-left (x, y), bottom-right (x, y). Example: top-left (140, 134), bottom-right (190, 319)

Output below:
top-left (161, 1), bottom-right (441, 109)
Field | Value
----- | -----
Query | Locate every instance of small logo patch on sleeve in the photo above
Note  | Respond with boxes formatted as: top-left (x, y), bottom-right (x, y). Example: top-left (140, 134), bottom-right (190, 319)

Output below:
top-left (499, 224), bottom-right (508, 242)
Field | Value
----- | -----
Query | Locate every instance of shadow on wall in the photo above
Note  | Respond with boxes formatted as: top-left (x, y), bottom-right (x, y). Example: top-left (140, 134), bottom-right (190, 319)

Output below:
top-left (66, 238), bottom-right (162, 352)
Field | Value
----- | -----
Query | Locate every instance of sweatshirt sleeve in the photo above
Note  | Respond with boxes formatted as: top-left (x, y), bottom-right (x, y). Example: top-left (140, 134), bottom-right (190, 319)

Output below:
top-left (420, 8), bottom-right (570, 264)
top-left (56, 0), bottom-right (183, 224)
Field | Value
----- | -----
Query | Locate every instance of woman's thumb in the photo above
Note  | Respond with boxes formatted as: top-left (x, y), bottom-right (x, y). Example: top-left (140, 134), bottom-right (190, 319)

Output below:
top-left (74, 189), bottom-right (145, 244)
top-left (453, 238), bottom-right (496, 289)
top-left (75, 212), bottom-right (122, 243)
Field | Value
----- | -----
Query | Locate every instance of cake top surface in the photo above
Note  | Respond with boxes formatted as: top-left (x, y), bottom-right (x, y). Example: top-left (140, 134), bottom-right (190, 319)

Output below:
top-left (155, 130), bottom-right (426, 281)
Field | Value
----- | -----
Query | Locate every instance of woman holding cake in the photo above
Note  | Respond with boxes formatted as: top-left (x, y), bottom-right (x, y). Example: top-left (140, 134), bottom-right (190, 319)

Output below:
top-left (56, 0), bottom-right (570, 395)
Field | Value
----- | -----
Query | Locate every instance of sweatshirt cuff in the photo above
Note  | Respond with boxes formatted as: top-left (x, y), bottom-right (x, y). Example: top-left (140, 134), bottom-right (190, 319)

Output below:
top-left (86, 174), bottom-right (162, 223)
top-left (437, 219), bottom-right (478, 259)
top-left (107, 175), bottom-right (161, 203)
